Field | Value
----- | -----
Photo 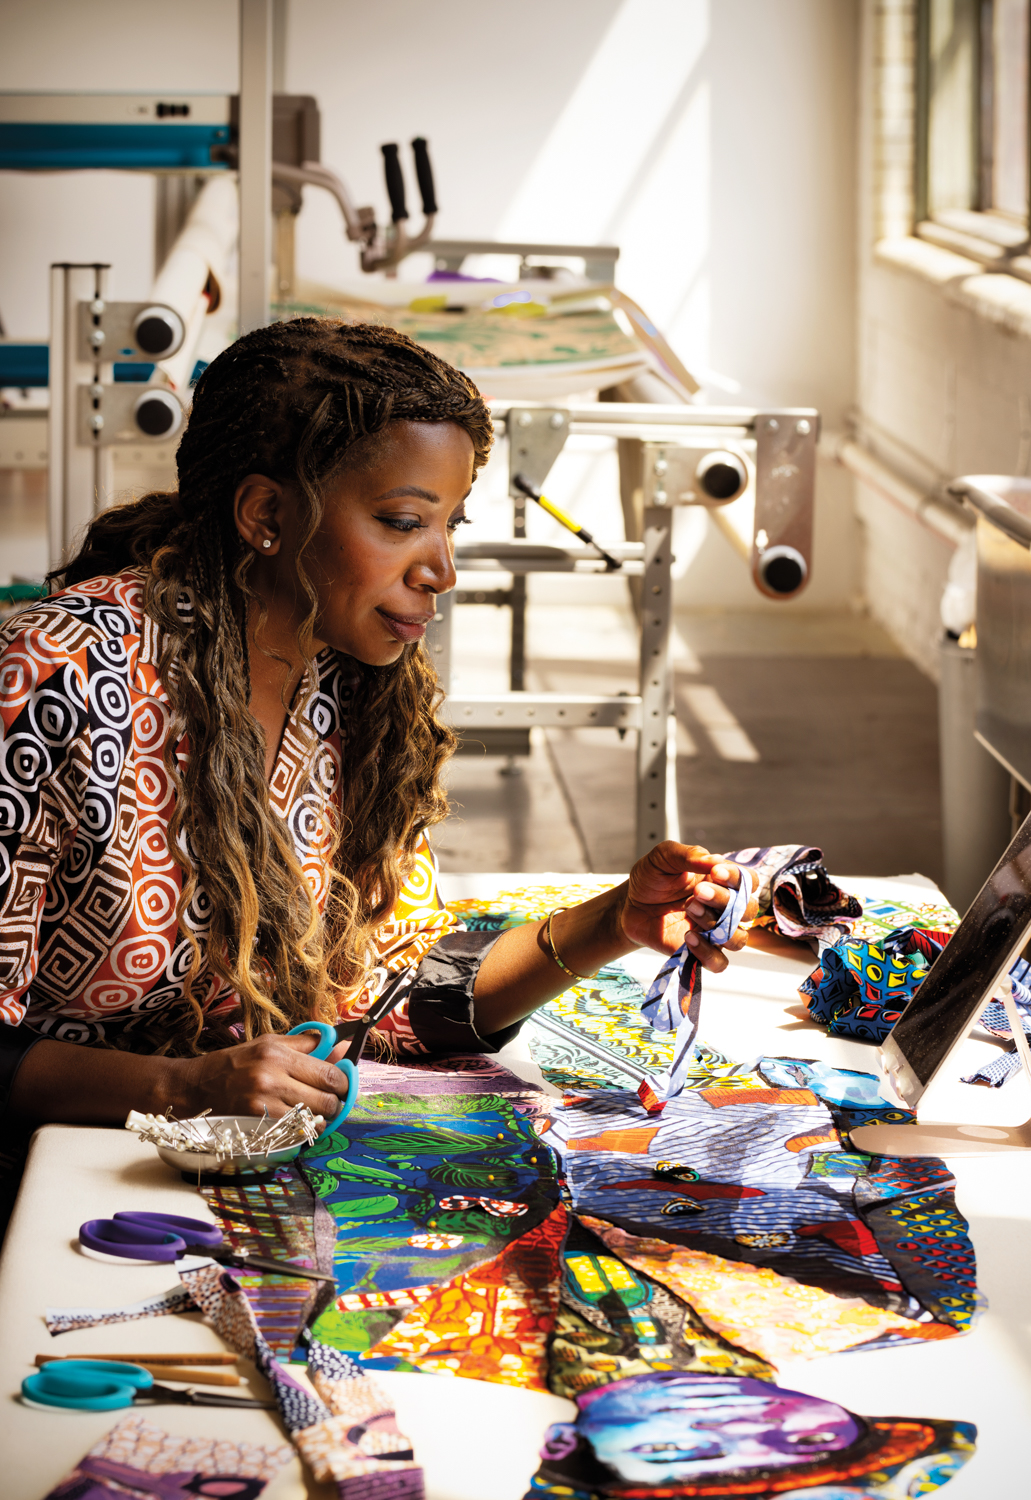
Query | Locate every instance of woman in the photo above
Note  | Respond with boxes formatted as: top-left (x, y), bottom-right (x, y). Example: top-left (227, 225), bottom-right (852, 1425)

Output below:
top-left (0, 319), bottom-right (755, 1130)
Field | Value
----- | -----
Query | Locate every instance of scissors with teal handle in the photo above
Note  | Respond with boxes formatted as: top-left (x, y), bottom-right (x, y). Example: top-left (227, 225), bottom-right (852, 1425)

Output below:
top-left (286, 969), bottom-right (414, 1145)
top-left (21, 1360), bottom-right (274, 1412)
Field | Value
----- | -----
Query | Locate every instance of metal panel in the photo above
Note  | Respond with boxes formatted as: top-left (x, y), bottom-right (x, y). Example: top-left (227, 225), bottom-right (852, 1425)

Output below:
top-left (48, 264), bottom-right (113, 571)
top-left (636, 504), bottom-right (674, 858)
top-left (751, 413), bottom-right (818, 598)
top-left (238, 0), bottom-right (273, 334)
top-left (424, 590), bottom-right (453, 693)
top-left (442, 694), bottom-right (642, 731)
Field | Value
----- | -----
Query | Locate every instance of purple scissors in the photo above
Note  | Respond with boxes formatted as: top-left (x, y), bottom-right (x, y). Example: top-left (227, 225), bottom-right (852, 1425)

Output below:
top-left (78, 1211), bottom-right (333, 1282)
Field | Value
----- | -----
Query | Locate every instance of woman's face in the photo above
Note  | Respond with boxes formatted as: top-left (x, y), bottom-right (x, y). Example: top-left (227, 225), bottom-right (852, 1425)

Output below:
top-left (241, 419), bottom-right (475, 668)
top-left (308, 419), bottom-right (474, 665)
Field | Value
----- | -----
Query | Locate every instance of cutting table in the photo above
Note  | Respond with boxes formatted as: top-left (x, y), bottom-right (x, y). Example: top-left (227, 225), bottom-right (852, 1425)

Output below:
top-left (0, 872), bottom-right (1027, 1499)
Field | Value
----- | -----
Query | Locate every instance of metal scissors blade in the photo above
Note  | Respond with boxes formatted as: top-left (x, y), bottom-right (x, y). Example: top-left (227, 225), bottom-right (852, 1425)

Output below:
top-left (210, 1248), bottom-right (335, 1283)
top-left (144, 1382), bottom-right (275, 1409)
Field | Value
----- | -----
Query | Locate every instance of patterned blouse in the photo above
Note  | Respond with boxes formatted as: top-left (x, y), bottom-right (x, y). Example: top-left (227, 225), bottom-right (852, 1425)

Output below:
top-left (0, 571), bottom-right (505, 1057)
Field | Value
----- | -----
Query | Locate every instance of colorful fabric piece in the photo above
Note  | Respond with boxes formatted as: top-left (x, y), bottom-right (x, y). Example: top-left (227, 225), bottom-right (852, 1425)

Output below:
top-left (42, 1414), bottom-right (292, 1500)
top-left (299, 1091), bottom-right (560, 1356)
top-left (297, 1338), bottom-right (424, 1498)
top-left (635, 878), bottom-right (750, 1114)
top-left (362, 1204), bottom-right (568, 1389)
top-left (800, 927), bottom-right (954, 1043)
top-left (550, 1214), bottom-right (772, 1398)
top-left (524, 1372), bottom-right (976, 1499)
top-left (802, 928), bottom-right (1031, 1089)
top-left (44, 1283), bottom-right (197, 1337)
top-left (732, 845), bottom-right (863, 948)
top-left (198, 1161), bottom-right (335, 1357)
top-left (579, 1216), bottom-right (955, 1366)
top-left (0, 571), bottom-right (455, 1051)
top-left (539, 1058), bottom-right (980, 1336)
top-left (181, 1261), bottom-right (424, 1498)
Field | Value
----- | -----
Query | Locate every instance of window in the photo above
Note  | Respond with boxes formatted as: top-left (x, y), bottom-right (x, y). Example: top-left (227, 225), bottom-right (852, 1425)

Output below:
top-left (917, 0), bottom-right (1031, 253)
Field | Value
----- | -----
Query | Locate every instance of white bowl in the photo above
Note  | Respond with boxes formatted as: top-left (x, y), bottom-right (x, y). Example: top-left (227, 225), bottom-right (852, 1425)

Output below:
top-left (153, 1115), bottom-right (307, 1176)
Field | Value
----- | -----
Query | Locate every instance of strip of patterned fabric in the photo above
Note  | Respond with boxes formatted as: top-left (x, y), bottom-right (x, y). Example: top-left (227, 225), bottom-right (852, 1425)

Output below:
top-left (42, 1413), bottom-right (293, 1500)
top-left (44, 1283), bottom-right (197, 1336)
top-left (180, 1260), bottom-right (424, 1500)
top-left (635, 877), bottom-right (750, 1114)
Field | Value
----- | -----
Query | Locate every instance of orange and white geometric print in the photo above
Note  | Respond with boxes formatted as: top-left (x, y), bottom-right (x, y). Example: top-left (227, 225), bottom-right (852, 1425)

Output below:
top-left (0, 571), bottom-right (454, 1052)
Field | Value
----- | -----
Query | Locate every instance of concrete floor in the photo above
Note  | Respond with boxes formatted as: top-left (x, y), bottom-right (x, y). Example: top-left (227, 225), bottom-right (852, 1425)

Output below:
top-left (431, 598), bottom-right (943, 881)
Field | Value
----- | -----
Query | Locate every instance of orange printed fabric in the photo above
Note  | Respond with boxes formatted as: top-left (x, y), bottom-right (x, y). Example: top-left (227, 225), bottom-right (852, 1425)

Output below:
top-left (363, 1205), bottom-right (568, 1389)
top-left (580, 1216), bottom-right (956, 1366)
top-left (0, 572), bottom-right (454, 1050)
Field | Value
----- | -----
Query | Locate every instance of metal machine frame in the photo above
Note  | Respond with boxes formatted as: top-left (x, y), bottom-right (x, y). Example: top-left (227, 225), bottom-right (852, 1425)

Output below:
top-left (428, 400), bottom-right (819, 861)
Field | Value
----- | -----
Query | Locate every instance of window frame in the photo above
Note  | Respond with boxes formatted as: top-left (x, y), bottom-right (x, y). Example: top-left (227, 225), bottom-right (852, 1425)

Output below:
top-left (915, 0), bottom-right (1031, 268)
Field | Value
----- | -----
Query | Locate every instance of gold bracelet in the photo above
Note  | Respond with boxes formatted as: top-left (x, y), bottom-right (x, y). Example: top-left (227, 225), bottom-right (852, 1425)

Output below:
top-left (544, 907), bottom-right (598, 982)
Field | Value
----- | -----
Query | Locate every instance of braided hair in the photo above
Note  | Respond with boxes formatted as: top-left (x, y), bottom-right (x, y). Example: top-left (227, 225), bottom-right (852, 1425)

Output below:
top-left (52, 318), bottom-right (493, 1049)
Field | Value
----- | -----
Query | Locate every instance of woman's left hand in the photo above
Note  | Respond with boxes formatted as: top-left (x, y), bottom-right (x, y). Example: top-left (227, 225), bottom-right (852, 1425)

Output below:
top-left (617, 840), bottom-right (759, 972)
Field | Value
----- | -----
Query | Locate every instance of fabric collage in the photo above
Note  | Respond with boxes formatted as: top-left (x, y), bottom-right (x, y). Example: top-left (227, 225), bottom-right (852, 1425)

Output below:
top-left (41, 867), bottom-right (983, 1497)
top-left (236, 870), bottom-right (974, 1498)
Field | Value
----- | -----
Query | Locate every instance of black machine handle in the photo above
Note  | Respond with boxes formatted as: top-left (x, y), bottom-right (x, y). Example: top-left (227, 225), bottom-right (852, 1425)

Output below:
top-left (411, 137), bottom-right (438, 216)
top-left (381, 143), bottom-right (409, 222)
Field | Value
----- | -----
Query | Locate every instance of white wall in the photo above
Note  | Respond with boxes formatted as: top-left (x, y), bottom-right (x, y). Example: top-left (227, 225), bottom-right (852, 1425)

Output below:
top-left (855, 0), bottom-right (1031, 681)
top-left (0, 0), bottom-right (860, 614)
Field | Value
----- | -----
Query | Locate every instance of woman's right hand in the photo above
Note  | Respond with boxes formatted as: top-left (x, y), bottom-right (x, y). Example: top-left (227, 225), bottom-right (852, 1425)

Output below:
top-left (174, 1032), bottom-right (352, 1122)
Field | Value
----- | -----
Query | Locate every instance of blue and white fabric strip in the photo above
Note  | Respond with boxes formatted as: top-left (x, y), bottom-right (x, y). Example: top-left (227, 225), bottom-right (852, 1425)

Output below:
top-left (639, 870), bottom-right (751, 1109)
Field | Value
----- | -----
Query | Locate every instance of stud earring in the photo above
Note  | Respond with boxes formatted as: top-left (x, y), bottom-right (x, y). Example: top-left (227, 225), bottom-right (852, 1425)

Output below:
top-left (262, 538), bottom-right (272, 549)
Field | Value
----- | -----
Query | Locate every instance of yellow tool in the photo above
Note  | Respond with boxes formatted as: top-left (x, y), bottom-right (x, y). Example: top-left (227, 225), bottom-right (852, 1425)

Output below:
top-left (513, 473), bottom-right (622, 571)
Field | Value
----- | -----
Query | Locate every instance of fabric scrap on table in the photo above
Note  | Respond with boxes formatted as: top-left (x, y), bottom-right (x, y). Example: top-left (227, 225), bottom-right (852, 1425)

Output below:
top-left (180, 1260), bottom-right (424, 1499)
top-left (42, 1413), bottom-right (292, 1499)
top-left (801, 928), bottom-right (1031, 1087)
top-left (298, 1092), bottom-right (560, 1356)
top-left (198, 1161), bottom-right (335, 1357)
top-left (296, 1338), bottom-right (425, 1498)
top-left (579, 1215), bottom-right (956, 1367)
top-left (44, 1284), bottom-right (197, 1337)
top-left (800, 926), bottom-right (956, 1043)
top-left (361, 1203), bottom-right (568, 1388)
top-left (539, 1059), bottom-right (981, 1337)
top-left (523, 1371), bottom-right (976, 1499)
top-left (550, 1214), bottom-right (773, 1399)
top-left (732, 844), bottom-right (863, 949)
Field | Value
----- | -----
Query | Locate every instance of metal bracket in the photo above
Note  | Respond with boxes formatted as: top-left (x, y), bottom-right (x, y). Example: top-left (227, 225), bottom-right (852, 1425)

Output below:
top-left (752, 413), bottom-right (817, 598)
top-left (76, 300), bottom-right (185, 364)
top-left (506, 407), bottom-right (571, 497)
top-left (76, 385), bottom-right (185, 447)
top-left (642, 443), bottom-right (751, 508)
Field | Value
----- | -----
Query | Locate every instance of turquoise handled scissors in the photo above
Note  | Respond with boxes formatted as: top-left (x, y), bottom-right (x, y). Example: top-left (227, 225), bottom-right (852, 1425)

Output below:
top-left (286, 969), bottom-right (414, 1145)
top-left (21, 1360), bottom-right (274, 1412)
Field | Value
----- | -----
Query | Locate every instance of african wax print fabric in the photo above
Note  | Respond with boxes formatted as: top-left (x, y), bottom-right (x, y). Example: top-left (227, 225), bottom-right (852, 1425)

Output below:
top-left (299, 1089), bottom-right (560, 1359)
top-left (801, 924), bottom-right (1031, 1086)
top-left (550, 1214), bottom-right (772, 1398)
top-left (636, 879), bottom-right (750, 1113)
top-left (0, 572), bottom-right (456, 1053)
top-left (42, 1414), bottom-right (292, 1500)
top-left (524, 1372), bottom-right (976, 1499)
top-left (197, 1162), bottom-right (336, 1357)
top-left (44, 1283), bottom-right (198, 1336)
top-left (730, 845), bottom-right (862, 949)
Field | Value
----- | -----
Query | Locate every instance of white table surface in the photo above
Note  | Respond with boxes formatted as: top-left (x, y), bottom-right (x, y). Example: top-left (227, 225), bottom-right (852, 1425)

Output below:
top-left (1, 872), bottom-right (1028, 1499)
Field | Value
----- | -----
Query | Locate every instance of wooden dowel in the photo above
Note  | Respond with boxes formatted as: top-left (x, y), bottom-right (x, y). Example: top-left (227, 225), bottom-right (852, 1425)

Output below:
top-left (36, 1352), bottom-right (238, 1367)
top-left (34, 1355), bottom-right (241, 1386)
